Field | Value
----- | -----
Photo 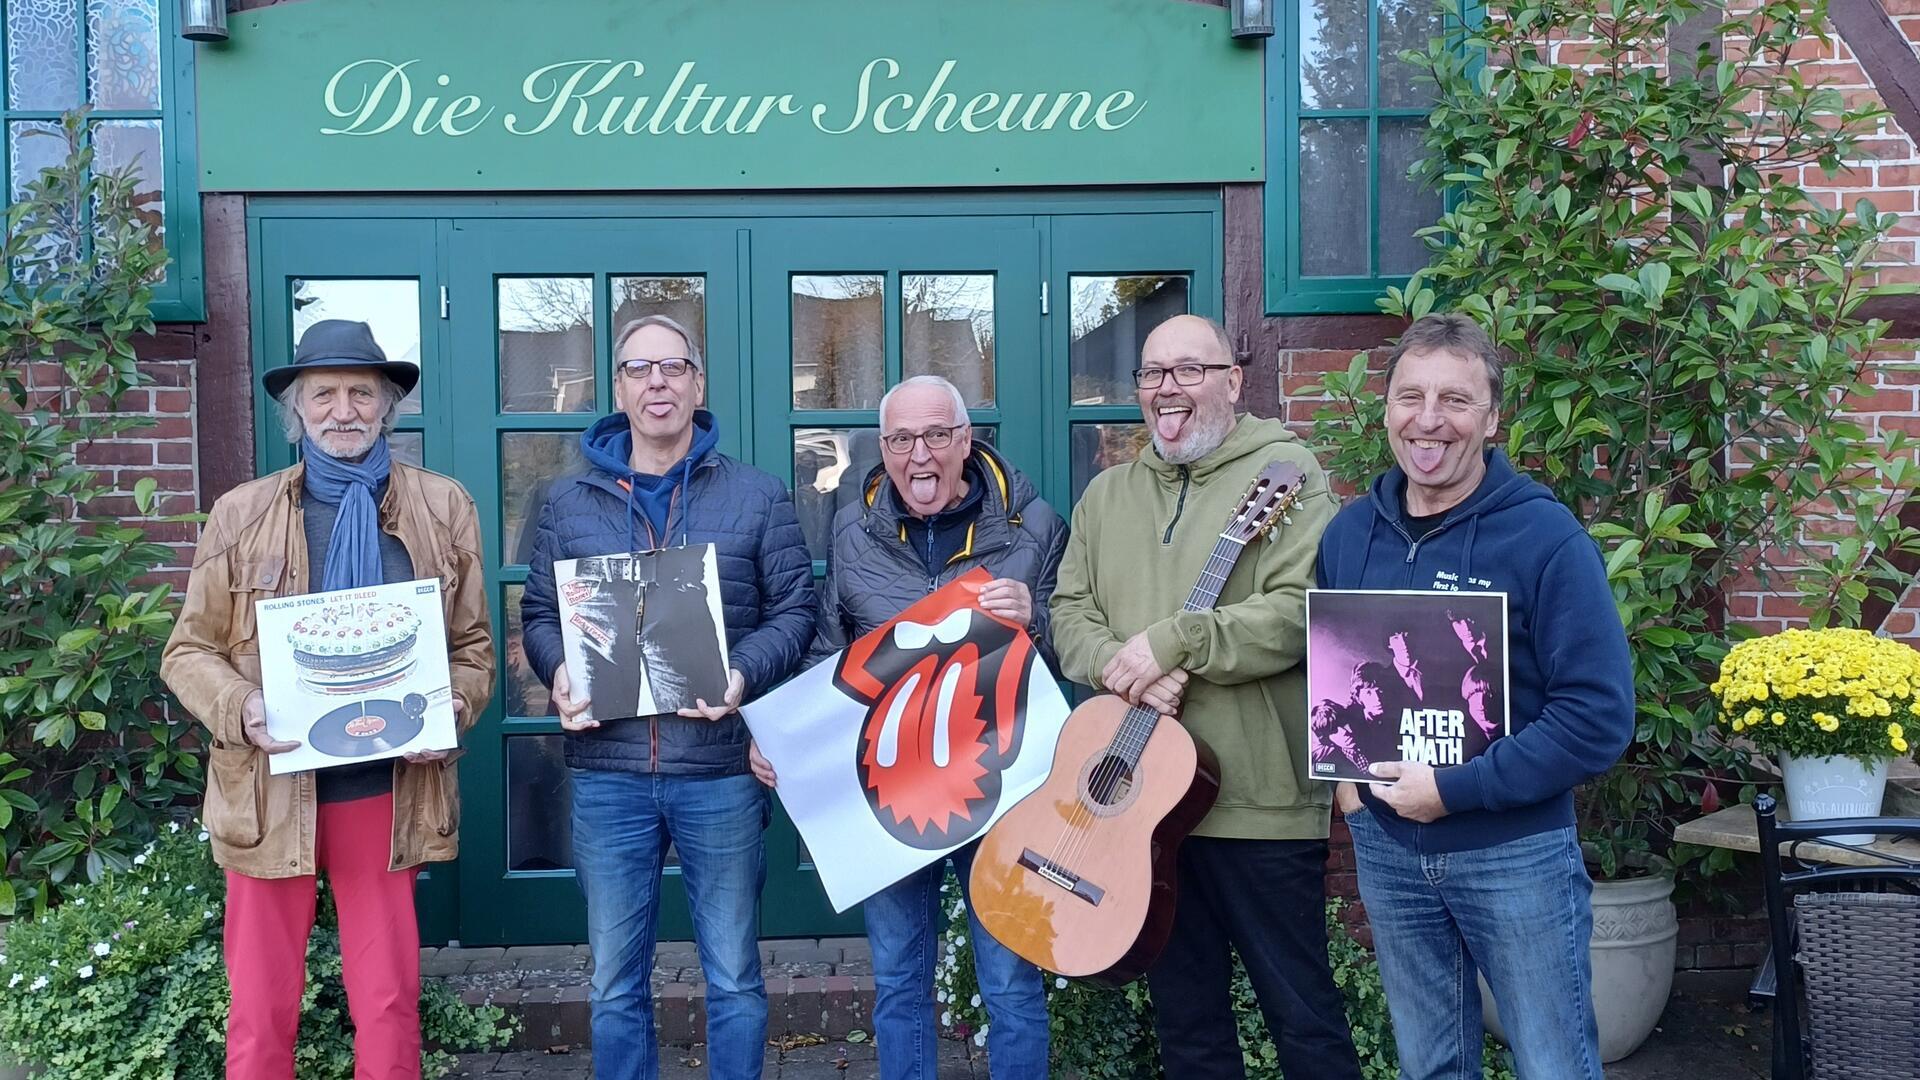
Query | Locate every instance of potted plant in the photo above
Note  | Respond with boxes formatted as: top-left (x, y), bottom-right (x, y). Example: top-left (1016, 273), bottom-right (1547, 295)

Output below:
top-left (1712, 629), bottom-right (1920, 843)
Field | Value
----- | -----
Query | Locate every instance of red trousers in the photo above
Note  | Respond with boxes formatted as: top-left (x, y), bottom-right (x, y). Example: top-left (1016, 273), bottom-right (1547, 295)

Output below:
top-left (224, 792), bottom-right (422, 1080)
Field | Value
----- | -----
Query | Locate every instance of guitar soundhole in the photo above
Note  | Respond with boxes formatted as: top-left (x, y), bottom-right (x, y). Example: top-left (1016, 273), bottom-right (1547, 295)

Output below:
top-left (1085, 755), bottom-right (1136, 808)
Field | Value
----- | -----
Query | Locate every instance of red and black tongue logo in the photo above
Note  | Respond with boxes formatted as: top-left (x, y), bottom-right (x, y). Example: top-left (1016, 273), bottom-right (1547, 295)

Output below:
top-left (833, 570), bottom-right (1035, 849)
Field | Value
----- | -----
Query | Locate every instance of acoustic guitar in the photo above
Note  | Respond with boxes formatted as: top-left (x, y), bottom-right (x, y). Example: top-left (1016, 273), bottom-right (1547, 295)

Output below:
top-left (967, 459), bottom-right (1308, 985)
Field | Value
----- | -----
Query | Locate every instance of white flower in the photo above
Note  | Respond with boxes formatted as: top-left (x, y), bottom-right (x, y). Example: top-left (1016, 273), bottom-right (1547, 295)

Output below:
top-left (139, 886), bottom-right (149, 895)
top-left (184, 885), bottom-right (196, 893)
top-left (6, 974), bottom-right (19, 989)
top-left (935, 991), bottom-right (947, 1004)
top-left (92, 942), bottom-right (110, 957)
top-left (1055, 976), bottom-right (1068, 989)
top-left (973, 1026), bottom-right (988, 1047)
top-left (970, 993), bottom-right (982, 1008)
top-left (203, 910), bottom-right (213, 919)
top-left (72, 898), bottom-right (85, 906)
top-left (942, 1010), bottom-right (953, 1026)
top-left (169, 821), bottom-right (181, 833)
top-left (28, 976), bottom-right (46, 992)
top-left (197, 830), bottom-right (209, 842)
top-left (48, 960), bottom-right (58, 968)
top-left (133, 853), bottom-right (147, 866)
top-left (77, 965), bottom-right (93, 980)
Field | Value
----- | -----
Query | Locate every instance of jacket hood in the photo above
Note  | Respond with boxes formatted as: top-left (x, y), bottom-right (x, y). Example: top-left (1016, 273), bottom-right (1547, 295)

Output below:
top-left (1139, 414), bottom-right (1301, 484)
top-left (580, 408), bottom-right (720, 480)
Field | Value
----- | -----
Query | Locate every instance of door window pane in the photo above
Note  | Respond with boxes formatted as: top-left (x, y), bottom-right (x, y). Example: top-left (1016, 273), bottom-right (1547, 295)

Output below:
top-left (7, 119), bottom-right (61, 200)
top-left (903, 274), bottom-right (994, 407)
top-left (92, 118), bottom-right (162, 245)
top-left (506, 735), bottom-right (573, 872)
top-left (500, 277), bottom-right (595, 413)
top-left (793, 427), bottom-right (883, 562)
top-left (612, 276), bottom-right (706, 359)
top-left (389, 431), bottom-right (424, 467)
top-left (502, 583), bottom-right (551, 718)
top-left (1376, 0), bottom-right (1442, 109)
top-left (1379, 117), bottom-right (1441, 275)
top-left (501, 431), bottom-right (585, 564)
top-left (1299, 0), bottom-right (1367, 111)
top-left (1072, 423), bottom-right (1149, 501)
top-left (6, 0), bottom-right (81, 110)
top-left (1299, 120), bottom-right (1370, 277)
top-left (85, 0), bottom-right (159, 110)
top-left (792, 274), bottom-right (884, 410)
top-left (290, 279), bottom-right (424, 414)
top-left (1069, 275), bottom-right (1190, 405)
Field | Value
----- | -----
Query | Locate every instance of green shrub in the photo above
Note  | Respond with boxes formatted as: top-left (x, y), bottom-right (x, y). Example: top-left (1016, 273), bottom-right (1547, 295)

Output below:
top-left (0, 822), bottom-right (516, 1079)
top-left (933, 875), bottom-right (1513, 1078)
top-left (0, 111), bottom-right (203, 918)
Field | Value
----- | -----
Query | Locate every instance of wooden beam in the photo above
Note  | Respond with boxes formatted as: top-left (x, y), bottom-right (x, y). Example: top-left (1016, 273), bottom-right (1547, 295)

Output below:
top-left (194, 194), bottom-right (255, 504)
top-left (1831, 0), bottom-right (1920, 148)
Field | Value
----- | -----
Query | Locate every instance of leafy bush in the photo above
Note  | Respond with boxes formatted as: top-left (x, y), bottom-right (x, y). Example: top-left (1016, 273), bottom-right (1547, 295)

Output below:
top-left (0, 822), bottom-right (516, 1079)
top-left (0, 111), bottom-right (203, 916)
top-left (933, 875), bottom-right (1512, 1079)
top-left (1310, 0), bottom-right (1920, 884)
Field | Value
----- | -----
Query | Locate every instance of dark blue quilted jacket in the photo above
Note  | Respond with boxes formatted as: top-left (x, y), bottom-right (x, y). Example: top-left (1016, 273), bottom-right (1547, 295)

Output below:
top-left (521, 412), bottom-right (817, 776)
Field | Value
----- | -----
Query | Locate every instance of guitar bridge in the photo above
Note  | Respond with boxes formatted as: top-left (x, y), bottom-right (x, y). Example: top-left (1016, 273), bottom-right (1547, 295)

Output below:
top-left (1019, 848), bottom-right (1104, 906)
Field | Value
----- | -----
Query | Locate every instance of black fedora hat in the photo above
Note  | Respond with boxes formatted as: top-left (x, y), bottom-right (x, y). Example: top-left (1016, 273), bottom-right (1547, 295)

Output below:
top-left (263, 319), bottom-right (421, 399)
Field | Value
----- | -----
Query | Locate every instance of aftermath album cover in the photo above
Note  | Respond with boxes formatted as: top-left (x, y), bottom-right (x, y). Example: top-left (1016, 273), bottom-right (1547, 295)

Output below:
top-left (1305, 590), bottom-right (1510, 784)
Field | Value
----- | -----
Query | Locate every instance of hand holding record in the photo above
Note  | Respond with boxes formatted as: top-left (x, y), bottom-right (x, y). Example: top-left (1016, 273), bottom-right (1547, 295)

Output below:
top-left (403, 696), bottom-right (461, 763)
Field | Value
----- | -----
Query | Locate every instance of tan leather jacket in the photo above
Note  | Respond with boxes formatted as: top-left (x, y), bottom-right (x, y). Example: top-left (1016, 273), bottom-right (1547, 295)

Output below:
top-left (161, 461), bottom-right (495, 878)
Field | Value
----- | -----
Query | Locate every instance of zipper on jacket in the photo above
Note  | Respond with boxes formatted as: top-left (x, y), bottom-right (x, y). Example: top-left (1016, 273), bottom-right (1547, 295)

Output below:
top-left (1162, 467), bottom-right (1191, 545)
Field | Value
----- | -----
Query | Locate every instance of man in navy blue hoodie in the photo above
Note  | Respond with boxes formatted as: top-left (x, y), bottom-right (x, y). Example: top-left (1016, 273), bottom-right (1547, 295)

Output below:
top-left (1316, 313), bottom-right (1633, 1079)
top-left (521, 315), bottom-right (816, 1080)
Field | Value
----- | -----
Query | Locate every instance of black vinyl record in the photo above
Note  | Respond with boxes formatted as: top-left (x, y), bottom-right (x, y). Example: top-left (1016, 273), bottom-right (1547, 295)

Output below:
top-left (307, 693), bottom-right (427, 758)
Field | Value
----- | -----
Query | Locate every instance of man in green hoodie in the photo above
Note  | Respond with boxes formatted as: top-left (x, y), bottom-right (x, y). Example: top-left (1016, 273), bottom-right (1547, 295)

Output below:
top-left (1051, 314), bottom-right (1360, 1080)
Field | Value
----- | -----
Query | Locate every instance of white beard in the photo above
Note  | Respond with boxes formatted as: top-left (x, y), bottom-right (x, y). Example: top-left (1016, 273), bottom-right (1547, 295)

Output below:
top-left (1153, 406), bottom-right (1234, 465)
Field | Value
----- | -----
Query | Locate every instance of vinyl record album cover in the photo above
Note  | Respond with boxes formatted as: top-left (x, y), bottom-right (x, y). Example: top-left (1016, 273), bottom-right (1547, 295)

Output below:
top-left (555, 544), bottom-right (730, 720)
top-left (1305, 590), bottom-right (1510, 783)
top-left (256, 578), bottom-right (458, 774)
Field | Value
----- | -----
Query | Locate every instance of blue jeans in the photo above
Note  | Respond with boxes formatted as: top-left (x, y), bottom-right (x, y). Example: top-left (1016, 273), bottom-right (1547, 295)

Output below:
top-left (571, 769), bottom-right (769, 1080)
top-left (863, 841), bottom-right (1049, 1080)
top-left (1346, 808), bottom-right (1601, 1080)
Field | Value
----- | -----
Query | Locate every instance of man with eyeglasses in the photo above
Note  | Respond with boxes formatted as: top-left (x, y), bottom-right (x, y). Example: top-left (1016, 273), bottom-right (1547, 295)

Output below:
top-left (756, 374), bottom-right (1065, 1079)
top-left (1051, 314), bottom-right (1361, 1080)
top-left (520, 315), bottom-right (817, 1080)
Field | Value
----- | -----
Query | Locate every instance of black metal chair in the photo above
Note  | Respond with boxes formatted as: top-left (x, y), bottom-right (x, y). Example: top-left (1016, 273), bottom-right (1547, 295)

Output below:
top-left (1755, 793), bottom-right (1920, 1080)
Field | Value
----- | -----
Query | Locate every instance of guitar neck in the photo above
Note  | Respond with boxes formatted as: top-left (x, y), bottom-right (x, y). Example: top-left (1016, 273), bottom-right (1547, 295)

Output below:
top-left (1113, 533), bottom-right (1249, 764)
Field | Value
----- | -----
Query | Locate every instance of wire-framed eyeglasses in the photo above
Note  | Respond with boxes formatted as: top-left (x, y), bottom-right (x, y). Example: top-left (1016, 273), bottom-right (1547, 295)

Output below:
top-left (617, 357), bottom-right (697, 380)
top-left (880, 424), bottom-right (968, 455)
top-left (1132, 363), bottom-right (1234, 389)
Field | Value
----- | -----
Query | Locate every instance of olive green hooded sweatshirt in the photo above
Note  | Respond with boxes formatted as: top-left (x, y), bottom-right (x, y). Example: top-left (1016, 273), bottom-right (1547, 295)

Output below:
top-left (1050, 416), bottom-right (1337, 840)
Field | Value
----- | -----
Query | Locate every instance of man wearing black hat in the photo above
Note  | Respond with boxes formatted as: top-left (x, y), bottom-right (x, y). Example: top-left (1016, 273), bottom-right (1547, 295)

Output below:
top-left (162, 319), bottom-right (495, 1079)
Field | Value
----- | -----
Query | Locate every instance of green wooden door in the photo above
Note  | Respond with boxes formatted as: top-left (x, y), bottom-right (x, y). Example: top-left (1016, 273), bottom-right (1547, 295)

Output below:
top-left (248, 194), bottom-right (1221, 946)
top-left (446, 219), bottom-right (748, 944)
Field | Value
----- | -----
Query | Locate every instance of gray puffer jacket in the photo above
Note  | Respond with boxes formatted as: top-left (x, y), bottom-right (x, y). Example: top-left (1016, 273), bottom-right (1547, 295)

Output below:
top-left (810, 444), bottom-right (1069, 663)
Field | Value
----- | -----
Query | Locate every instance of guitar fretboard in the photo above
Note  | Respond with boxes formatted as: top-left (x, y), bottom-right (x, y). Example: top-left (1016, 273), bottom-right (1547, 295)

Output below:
top-left (1110, 532), bottom-right (1249, 769)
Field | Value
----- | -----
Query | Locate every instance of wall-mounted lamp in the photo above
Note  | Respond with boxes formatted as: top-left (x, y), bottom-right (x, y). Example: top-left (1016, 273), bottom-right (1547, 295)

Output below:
top-left (1231, 0), bottom-right (1275, 39)
top-left (180, 0), bottom-right (228, 42)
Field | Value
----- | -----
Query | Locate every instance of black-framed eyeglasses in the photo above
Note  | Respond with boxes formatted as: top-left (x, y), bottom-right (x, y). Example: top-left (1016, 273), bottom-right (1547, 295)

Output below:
top-left (880, 424), bottom-right (967, 455)
top-left (617, 357), bottom-right (697, 380)
top-left (1132, 363), bottom-right (1234, 389)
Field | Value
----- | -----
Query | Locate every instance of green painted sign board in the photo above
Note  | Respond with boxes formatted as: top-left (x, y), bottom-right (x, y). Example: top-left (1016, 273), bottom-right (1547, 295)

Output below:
top-left (196, 0), bottom-right (1264, 192)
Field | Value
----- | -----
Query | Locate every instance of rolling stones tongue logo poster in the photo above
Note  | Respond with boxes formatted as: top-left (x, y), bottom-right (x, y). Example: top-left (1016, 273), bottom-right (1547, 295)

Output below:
top-left (833, 571), bottom-right (1036, 849)
top-left (741, 569), bottom-right (1070, 912)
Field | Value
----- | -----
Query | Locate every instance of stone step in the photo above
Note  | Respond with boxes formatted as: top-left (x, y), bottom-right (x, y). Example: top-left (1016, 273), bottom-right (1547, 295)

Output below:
top-left (432, 938), bottom-right (877, 1050)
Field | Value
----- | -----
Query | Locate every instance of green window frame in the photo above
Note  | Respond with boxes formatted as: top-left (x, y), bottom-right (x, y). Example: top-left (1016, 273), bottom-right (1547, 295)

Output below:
top-left (2, 0), bottom-right (204, 321)
top-left (1265, 0), bottom-right (1469, 315)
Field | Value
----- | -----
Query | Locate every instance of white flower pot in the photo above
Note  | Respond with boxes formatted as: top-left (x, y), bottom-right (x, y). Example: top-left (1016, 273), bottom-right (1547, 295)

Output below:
top-left (1482, 874), bottom-right (1676, 1063)
top-left (1779, 752), bottom-right (1889, 845)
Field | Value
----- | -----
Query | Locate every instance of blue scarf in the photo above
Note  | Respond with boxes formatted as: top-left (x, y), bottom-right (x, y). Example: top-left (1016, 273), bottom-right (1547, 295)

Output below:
top-left (300, 434), bottom-right (392, 591)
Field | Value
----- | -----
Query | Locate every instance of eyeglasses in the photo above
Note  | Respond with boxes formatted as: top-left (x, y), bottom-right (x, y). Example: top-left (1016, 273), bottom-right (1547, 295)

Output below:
top-left (880, 424), bottom-right (967, 455)
top-left (1131, 363), bottom-right (1234, 389)
top-left (617, 357), bottom-right (696, 380)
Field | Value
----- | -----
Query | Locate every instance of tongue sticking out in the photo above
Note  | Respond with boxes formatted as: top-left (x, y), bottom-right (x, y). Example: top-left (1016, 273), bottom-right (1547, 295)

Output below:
top-left (909, 475), bottom-right (940, 506)
top-left (1411, 442), bottom-right (1447, 474)
top-left (645, 402), bottom-right (674, 418)
top-left (1155, 408), bottom-right (1190, 442)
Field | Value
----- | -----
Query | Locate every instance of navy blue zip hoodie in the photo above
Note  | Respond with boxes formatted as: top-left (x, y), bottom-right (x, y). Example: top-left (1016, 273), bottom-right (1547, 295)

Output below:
top-left (1315, 450), bottom-right (1634, 854)
top-left (578, 409), bottom-right (720, 551)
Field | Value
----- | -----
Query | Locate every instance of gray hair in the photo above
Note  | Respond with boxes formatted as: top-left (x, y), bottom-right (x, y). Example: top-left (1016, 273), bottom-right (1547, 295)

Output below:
top-left (1384, 313), bottom-right (1505, 403)
top-left (275, 369), bottom-right (406, 443)
top-left (613, 314), bottom-right (703, 369)
top-left (879, 375), bottom-right (971, 431)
